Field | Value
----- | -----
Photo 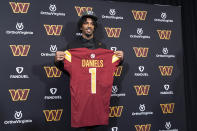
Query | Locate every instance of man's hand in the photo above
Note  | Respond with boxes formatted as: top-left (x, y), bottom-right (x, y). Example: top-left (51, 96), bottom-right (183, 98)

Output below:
top-left (114, 51), bottom-right (124, 60)
top-left (55, 51), bottom-right (65, 62)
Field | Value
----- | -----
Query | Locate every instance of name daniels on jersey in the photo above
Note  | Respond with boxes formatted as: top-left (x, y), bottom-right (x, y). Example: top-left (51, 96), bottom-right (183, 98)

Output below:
top-left (82, 59), bottom-right (104, 68)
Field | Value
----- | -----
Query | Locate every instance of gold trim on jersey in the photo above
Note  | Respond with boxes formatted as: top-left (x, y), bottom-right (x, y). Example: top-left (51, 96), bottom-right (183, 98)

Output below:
top-left (112, 54), bottom-right (119, 63)
top-left (64, 50), bottom-right (71, 62)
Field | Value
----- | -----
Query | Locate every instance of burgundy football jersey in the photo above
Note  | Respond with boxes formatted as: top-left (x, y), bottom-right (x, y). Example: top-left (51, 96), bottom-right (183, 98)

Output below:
top-left (63, 48), bottom-right (120, 127)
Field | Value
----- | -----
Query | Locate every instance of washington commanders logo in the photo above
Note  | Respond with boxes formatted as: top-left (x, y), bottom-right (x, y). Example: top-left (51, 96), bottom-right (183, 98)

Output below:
top-left (9, 89), bottom-right (30, 101)
top-left (135, 124), bottom-right (151, 131)
top-left (133, 47), bottom-right (149, 57)
top-left (75, 6), bottom-right (93, 16)
top-left (44, 66), bottom-right (62, 78)
top-left (10, 45), bottom-right (30, 56)
top-left (132, 10), bottom-right (147, 20)
top-left (43, 109), bottom-right (63, 121)
top-left (105, 27), bottom-right (121, 38)
top-left (159, 66), bottom-right (173, 76)
top-left (114, 66), bottom-right (123, 77)
top-left (44, 25), bottom-right (63, 35)
top-left (157, 30), bottom-right (172, 40)
top-left (9, 2), bottom-right (30, 13)
top-left (160, 103), bottom-right (175, 114)
top-left (109, 106), bottom-right (123, 117)
top-left (134, 85), bottom-right (150, 96)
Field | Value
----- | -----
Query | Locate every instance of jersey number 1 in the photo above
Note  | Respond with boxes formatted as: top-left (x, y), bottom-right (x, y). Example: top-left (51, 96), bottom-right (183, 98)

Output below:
top-left (89, 68), bottom-right (96, 94)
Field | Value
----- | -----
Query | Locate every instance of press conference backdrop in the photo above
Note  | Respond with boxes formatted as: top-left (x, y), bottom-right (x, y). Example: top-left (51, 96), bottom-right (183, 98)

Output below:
top-left (0, 0), bottom-right (186, 131)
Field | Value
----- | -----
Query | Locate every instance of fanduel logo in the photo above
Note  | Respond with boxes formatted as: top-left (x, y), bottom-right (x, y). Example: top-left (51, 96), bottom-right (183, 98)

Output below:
top-left (160, 84), bottom-right (174, 95)
top-left (134, 66), bottom-right (149, 77)
top-left (44, 88), bottom-right (62, 100)
top-left (132, 104), bottom-right (153, 116)
top-left (111, 127), bottom-right (118, 131)
top-left (5, 22), bottom-right (33, 35)
top-left (10, 67), bottom-right (29, 79)
top-left (40, 4), bottom-right (65, 16)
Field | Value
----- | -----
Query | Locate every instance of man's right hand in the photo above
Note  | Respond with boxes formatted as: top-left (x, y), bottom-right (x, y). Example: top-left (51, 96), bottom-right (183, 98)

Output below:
top-left (55, 51), bottom-right (65, 62)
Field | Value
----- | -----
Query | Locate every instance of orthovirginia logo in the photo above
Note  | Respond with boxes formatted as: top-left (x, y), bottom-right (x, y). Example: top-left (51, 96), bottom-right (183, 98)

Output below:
top-left (10, 45), bottom-right (30, 56)
top-left (41, 45), bottom-right (57, 56)
top-left (132, 104), bottom-right (153, 116)
top-left (10, 67), bottom-right (29, 79)
top-left (44, 25), bottom-right (63, 35)
top-left (160, 84), bottom-right (174, 95)
top-left (160, 103), bottom-right (175, 114)
top-left (135, 124), bottom-right (151, 131)
top-left (111, 85), bottom-right (126, 97)
top-left (102, 9), bottom-right (123, 20)
top-left (109, 106), bottom-right (123, 117)
top-left (4, 111), bottom-right (32, 125)
top-left (156, 48), bottom-right (175, 58)
top-left (159, 122), bottom-right (178, 131)
top-left (133, 47), bottom-right (149, 57)
top-left (44, 88), bottom-right (62, 100)
top-left (40, 4), bottom-right (65, 16)
top-left (159, 66), bottom-right (173, 76)
top-left (132, 10), bottom-right (147, 20)
top-left (157, 30), bottom-right (172, 40)
top-left (44, 66), bottom-right (62, 78)
top-left (130, 28), bottom-right (150, 39)
top-left (75, 6), bottom-right (93, 16)
top-left (9, 89), bottom-right (30, 101)
top-left (105, 27), bottom-right (121, 38)
top-left (43, 109), bottom-right (63, 121)
top-left (154, 12), bottom-right (174, 23)
top-left (133, 85), bottom-right (150, 96)
top-left (9, 2), bottom-right (30, 13)
top-left (5, 22), bottom-right (33, 35)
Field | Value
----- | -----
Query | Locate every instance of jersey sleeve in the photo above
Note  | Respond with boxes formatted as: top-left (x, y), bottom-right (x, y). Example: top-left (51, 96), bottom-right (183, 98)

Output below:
top-left (63, 50), bottom-right (72, 72)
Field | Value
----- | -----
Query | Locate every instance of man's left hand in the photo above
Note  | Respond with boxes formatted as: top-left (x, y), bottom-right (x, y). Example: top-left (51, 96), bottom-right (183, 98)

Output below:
top-left (114, 51), bottom-right (124, 60)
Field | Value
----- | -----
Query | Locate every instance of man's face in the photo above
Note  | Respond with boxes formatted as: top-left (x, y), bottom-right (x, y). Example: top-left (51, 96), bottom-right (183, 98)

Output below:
top-left (80, 18), bottom-right (95, 37)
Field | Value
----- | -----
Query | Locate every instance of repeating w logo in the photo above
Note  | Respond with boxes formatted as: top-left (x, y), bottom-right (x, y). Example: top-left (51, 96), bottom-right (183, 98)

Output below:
top-left (44, 25), bottom-right (63, 35)
top-left (159, 66), bottom-right (173, 76)
top-left (10, 45), bottom-right (30, 56)
top-left (132, 10), bottom-right (147, 20)
top-left (133, 85), bottom-right (150, 96)
top-left (109, 106), bottom-right (123, 117)
top-left (44, 66), bottom-right (62, 78)
top-left (9, 2), bottom-right (30, 13)
top-left (157, 30), bottom-right (171, 40)
top-left (133, 47), bottom-right (149, 57)
top-left (43, 109), bottom-right (63, 121)
top-left (9, 89), bottom-right (30, 101)
top-left (105, 27), bottom-right (121, 38)
top-left (75, 6), bottom-right (93, 16)
top-left (135, 124), bottom-right (151, 131)
top-left (160, 103), bottom-right (175, 114)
